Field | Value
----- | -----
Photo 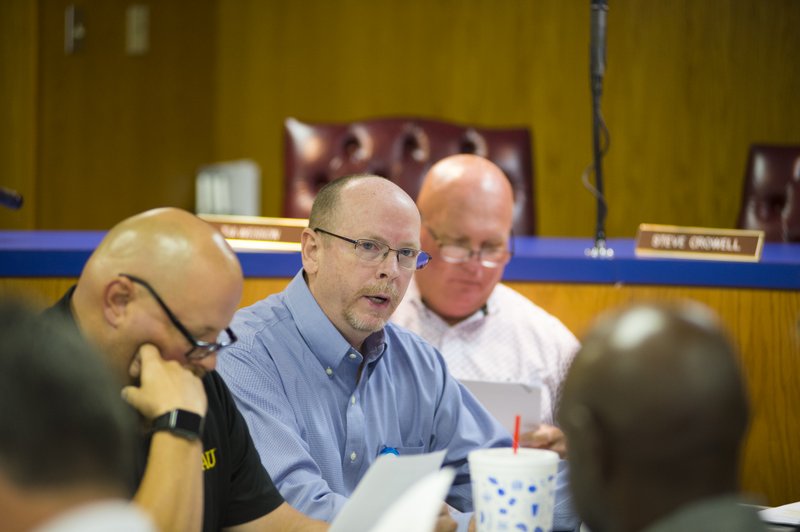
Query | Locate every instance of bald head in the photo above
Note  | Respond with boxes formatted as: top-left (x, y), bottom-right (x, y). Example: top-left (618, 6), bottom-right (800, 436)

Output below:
top-left (417, 154), bottom-right (514, 227)
top-left (309, 174), bottom-right (418, 231)
top-left (73, 208), bottom-right (243, 379)
top-left (415, 155), bottom-right (514, 323)
top-left (82, 207), bottom-right (240, 287)
top-left (559, 302), bottom-right (749, 532)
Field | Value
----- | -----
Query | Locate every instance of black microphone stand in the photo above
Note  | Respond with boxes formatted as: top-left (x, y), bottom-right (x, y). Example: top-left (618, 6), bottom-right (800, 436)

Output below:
top-left (586, 0), bottom-right (614, 259)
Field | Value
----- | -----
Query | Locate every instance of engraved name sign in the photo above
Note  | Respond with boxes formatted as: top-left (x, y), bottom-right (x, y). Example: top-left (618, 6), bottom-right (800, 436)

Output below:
top-left (635, 224), bottom-right (764, 262)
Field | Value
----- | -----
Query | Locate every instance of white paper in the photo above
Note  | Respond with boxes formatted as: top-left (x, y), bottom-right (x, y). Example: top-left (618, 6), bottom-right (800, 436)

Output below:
top-left (460, 380), bottom-right (542, 433)
top-left (368, 467), bottom-right (456, 532)
top-left (329, 450), bottom-right (448, 532)
top-left (759, 501), bottom-right (800, 525)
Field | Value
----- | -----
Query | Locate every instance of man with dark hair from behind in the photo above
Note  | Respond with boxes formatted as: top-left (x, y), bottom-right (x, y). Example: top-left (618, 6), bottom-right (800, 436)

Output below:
top-left (0, 298), bottom-right (154, 532)
top-left (558, 301), bottom-right (767, 532)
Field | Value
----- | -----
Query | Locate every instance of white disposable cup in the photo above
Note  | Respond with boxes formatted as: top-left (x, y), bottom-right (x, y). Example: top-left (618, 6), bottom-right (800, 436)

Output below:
top-left (468, 447), bottom-right (560, 532)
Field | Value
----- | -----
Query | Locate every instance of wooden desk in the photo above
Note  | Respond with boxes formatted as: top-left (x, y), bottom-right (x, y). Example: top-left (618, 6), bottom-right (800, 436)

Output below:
top-left (2, 233), bottom-right (799, 505)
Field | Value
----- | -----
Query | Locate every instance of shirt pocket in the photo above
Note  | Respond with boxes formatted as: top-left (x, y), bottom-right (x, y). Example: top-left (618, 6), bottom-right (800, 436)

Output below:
top-left (376, 443), bottom-right (426, 456)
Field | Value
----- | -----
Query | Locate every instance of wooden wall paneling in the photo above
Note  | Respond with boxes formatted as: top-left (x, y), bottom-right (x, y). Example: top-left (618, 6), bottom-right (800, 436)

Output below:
top-left (216, 0), bottom-right (581, 224)
top-left (215, 0), bottom-right (800, 238)
top-left (238, 277), bottom-right (291, 309)
top-left (0, 0), bottom-right (37, 229)
top-left (525, 1), bottom-right (595, 239)
top-left (37, 0), bottom-right (217, 229)
top-left (7, 1), bottom-right (800, 232)
top-left (0, 278), bottom-right (80, 308)
top-left (605, 0), bottom-right (800, 237)
top-left (0, 276), bottom-right (292, 312)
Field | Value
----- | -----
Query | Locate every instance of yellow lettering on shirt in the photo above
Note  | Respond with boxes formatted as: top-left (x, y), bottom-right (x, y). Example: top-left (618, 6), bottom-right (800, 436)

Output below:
top-left (202, 448), bottom-right (217, 471)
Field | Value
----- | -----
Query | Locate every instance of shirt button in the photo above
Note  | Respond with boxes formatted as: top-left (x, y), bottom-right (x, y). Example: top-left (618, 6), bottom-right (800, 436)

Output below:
top-left (350, 451), bottom-right (357, 462)
top-left (351, 395), bottom-right (356, 405)
top-left (348, 353), bottom-right (357, 360)
top-left (325, 367), bottom-right (333, 376)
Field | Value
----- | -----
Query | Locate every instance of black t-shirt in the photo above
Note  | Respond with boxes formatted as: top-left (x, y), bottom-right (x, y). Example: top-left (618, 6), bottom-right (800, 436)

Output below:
top-left (45, 287), bottom-right (285, 531)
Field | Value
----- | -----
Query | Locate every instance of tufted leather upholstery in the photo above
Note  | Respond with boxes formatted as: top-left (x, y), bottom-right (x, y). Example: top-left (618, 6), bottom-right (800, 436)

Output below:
top-left (736, 144), bottom-right (800, 242)
top-left (283, 117), bottom-right (536, 235)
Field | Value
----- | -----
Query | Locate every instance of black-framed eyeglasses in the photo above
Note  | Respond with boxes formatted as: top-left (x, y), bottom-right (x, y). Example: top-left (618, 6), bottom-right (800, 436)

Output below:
top-left (424, 226), bottom-right (514, 268)
top-left (313, 228), bottom-right (431, 270)
top-left (119, 273), bottom-right (237, 360)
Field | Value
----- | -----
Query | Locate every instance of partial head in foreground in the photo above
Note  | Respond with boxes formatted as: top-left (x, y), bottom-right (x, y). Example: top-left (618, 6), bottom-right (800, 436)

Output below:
top-left (72, 207), bottom-right (244, 381)
top-left (303, 175), bottom-right (425, 348)
top-left (0, 298), bottom-right (136, 529)
top-left (558, 301), bottom-right (749, 532)
top-left (415, 154), bottom-right (514, 324)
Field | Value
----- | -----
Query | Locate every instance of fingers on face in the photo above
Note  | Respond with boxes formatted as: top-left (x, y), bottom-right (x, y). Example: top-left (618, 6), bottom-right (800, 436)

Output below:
top-left (137, 343), bottom-right (161, 364)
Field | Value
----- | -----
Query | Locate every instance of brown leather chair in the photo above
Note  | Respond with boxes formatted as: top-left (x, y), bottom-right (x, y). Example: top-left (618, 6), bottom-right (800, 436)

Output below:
top-left (736, 144), bottom-right (800, 242)
top-left (283, 117), bottom-right (536, 235)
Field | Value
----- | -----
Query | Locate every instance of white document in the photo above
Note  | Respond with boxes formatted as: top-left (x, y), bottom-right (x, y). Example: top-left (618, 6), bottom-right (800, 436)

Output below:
top-left (460, 380), bottom-right (542, 433)
top-left (329, 450), bottom-right (448, 532)
top-left (369, 467), bottom-right (456, 532)
top-left (759, 501), bottom-right (800, 525)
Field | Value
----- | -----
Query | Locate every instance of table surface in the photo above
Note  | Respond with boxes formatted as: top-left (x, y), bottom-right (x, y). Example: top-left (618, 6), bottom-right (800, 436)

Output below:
top-left (2, 231), bottom-right (799, 290)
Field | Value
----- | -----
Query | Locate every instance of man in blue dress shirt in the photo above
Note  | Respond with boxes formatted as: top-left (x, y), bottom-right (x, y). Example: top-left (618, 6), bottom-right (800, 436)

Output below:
top-left (217, 175), bottom-right (577, 531)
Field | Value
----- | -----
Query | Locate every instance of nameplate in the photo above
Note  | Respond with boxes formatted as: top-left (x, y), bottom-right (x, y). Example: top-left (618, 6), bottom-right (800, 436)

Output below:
top-left (635, 224), bottom-right (764, 262)
top-left (199, 214), bottom-right (307, 252)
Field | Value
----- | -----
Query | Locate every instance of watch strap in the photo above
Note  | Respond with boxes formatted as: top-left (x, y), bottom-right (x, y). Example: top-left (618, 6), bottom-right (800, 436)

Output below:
top-left (151, 409), bottom-right (204, 441)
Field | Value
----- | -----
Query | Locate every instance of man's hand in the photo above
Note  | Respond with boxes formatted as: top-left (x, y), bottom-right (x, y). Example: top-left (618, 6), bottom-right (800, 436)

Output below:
top-left (121, 344), bottom-right (207, 419)
top-left (519, 423), bottom-right (567, 458)
top-left (434, 504), bottom-right (457, 532)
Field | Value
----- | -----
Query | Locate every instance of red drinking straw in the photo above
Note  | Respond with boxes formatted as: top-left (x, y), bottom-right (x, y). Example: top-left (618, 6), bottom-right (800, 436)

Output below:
top-left (513, 414), bottom-right (521, 454)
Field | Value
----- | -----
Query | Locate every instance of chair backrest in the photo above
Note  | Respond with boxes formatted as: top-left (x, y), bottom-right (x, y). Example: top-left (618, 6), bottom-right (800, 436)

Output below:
top-left (283, 117), bottom-right (536, 235)
top-left (736, 144), bottom-right (800, 242)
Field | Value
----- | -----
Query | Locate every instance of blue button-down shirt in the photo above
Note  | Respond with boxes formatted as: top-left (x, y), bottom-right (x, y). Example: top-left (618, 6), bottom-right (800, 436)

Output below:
top-left (217, 271), bottom-right (578, 529)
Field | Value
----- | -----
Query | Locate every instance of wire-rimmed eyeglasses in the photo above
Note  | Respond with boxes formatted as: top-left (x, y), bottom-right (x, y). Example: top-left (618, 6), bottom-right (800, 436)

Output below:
top-left (424, 226), bottom-right (513, 268)
top-left (313, 228), bottom-right (431, 270)
top-left (119, 273), bottom-right (237, 360)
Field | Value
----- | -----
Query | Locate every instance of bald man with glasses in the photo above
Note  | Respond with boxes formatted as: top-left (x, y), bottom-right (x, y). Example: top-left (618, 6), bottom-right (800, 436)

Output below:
top-left (215, 175), bottom-right (583, 532)
top-left (392, 154), bottom-right (580, 458)
top-left (44, 207), bottom-right (327, 532)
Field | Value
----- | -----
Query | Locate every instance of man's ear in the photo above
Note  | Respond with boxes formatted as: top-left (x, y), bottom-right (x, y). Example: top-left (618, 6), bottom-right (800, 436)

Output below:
top-left (300, 228), bottom-right (321, 275)
top-left (102, 277), bottom-right (133, 327)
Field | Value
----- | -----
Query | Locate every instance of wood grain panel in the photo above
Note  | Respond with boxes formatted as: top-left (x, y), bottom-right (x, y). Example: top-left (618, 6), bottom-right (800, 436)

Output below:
top-left (10, 1), bottom-right (800, 232)
top-left (0, 276), bottom-right (293, 312)
top-left (238, 277), bottom-right (291, 308)
top-left (36, 0), bottom-right (216, 229)
top-left (0, 278), bottom-right (79, 308)
top-left (0, 0), bottom-right (37, 229)
top-left (216, 0), bottom-right (800, 238)
top-left (6, 274), bottom-right (799, 504)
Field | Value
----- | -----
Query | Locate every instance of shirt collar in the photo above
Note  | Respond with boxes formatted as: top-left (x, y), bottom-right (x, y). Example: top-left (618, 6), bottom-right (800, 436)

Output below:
top-left (284, 270), bottom-right (387, 370)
